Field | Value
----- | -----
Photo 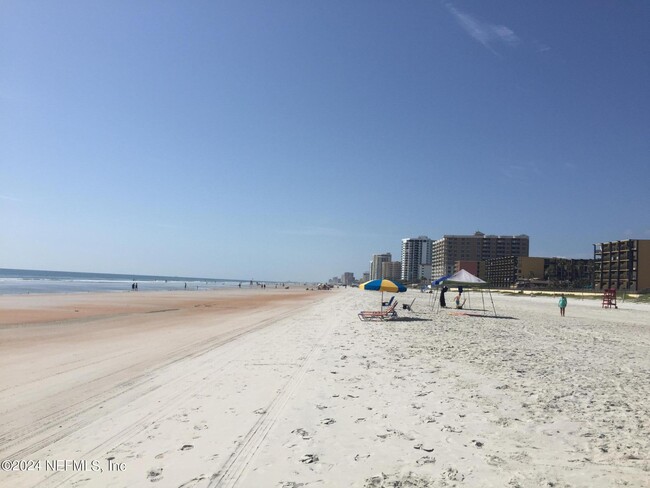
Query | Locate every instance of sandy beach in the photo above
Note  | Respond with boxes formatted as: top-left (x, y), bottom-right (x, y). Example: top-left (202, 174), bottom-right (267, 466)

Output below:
top-left (1, 288), bottom-right (648, 487)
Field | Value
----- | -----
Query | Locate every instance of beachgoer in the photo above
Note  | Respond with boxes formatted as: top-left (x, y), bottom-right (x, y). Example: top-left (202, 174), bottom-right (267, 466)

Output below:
top-left (558, 294), bottom-right (567, 317)
top-left (454, 294), bottom-right (466, 309)
top-left (440, 286), bottom-right (448, 308)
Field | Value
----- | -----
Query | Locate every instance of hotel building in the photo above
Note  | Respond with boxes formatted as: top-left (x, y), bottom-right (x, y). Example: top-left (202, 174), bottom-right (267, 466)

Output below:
top-left (382, 261), bottom-right (402, 281)
top-left (432, 231), bottom-right (529, 278)
top-left (401, 236), bottom-right (432, 283)
top-left (594, 239), bottom-right (650, 291)
top-left (370, 253), bottom-right (392, 280)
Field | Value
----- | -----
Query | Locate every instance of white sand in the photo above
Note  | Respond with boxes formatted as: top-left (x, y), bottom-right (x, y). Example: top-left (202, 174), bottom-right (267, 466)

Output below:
top-left (1, 289), bottom-right (648, 487)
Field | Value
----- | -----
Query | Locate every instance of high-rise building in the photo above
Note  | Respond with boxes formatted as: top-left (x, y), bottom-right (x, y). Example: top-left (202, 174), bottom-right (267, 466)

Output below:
top-left (382, 261), bottom-right (402, 281)
top-left (401, 236), bottom-right (432, 283)
top-left (341, 272), bottom-right (355, 286)
top-left (594, 239), bottom-right (650, 291)
top-left (432, 231), bottom-right (529, 278)
top-left (370, 253), bottom-right (392, 280)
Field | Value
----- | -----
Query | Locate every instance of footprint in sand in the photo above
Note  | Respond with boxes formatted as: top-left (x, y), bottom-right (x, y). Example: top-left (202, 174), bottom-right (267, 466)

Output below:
top-left (416, 456), bottom-right (436, 465)
top-left (299, 454), bottom-right (319, 464)
top-left (180, 444), bottom-right (194, 451)
top-left (147, 468), bottom-right (163, 483)
top-left (413, 443), bottom-right (434, 452)
top-left (292, 428), bottom-right (311, 439)
top-left (320, 418), bottom-right (336, 425)
top-left (485, 454), bottom-right (505, 467)
top-left (441, 467), bottom-right (464, 482)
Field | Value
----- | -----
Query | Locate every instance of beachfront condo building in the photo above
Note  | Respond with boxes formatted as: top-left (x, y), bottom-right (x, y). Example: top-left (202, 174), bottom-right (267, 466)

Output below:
top-left (484, 256), bottom-right (545, 288)
top-left (382, 261), bottom-right (402, 281)
top-left (594, 239), bottom-right (650, 291)
top-left (401, 236), bottom-right (432, 283)
top-left (370, 253), bottom-right (392, 280)
top-left (341, 272), bottom-right (355, 286)
top-left (544, 257), bottom-right (594, 288)
top-left (432, 231), bottom-right (529, 279)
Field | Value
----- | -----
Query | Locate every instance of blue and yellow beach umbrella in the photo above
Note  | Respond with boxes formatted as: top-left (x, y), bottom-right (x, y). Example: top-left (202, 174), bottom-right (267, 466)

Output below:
top-left (359, 279), bottom-right (407, 309)
top-left (359, 279), bottom-right (407, 293)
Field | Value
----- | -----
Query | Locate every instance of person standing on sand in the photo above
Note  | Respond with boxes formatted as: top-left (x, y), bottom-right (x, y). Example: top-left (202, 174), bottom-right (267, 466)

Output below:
top-left (559, 294), bottom-right (567, 317)
top-left (440, 286), bottom-right (448, 308)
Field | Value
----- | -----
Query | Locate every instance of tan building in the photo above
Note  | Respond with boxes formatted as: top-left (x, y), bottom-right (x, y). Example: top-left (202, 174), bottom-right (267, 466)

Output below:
top-left (370, 253), bottom-right (392, 280)
top-left (381, 261), bottom-right (402, 281)
top-left (432, 231), bottom-right (529, 278)
top-left (484, 256), bottom-right (544, 288)
top-left (594, 239), bottom-right (650, 291)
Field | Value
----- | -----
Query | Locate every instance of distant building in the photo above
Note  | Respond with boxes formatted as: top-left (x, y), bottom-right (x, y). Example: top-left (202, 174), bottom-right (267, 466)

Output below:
top-left (361, 272), bottom-right (370, 283)
top-left (484, 256), bottom-right (545, 288)
top-left (454, 260), bottom-right (482, 278)
top-left (594, 239), bottom-right (650, 291)
top-left (341, 272), bottom-right (355, 286)
top-left (328, 276), bottom-right (342, 285)
top-left (401, 236), bottom-right (432, 283)
top-left (382, 261), bottom-right (402, 281)
top-left (544, 258), bottom-right (594, 288)
top-left (370, 253), bottom-right (392, 280)
top-left (432, 231), bottom-right (529, 278)
top-left (484, 256), bottom-right (594, 289)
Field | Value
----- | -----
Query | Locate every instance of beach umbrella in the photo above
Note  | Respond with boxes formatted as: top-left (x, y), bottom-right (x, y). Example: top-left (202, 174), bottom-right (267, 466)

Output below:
top-left (359, 279), bottom-right (406, 308)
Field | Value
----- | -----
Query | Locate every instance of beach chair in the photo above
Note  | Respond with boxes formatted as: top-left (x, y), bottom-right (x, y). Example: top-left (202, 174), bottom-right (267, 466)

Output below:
top-left (382, 296), bottom-right (395, 307)
top-left (358, 301), bottom-right (398, 321)
top-left (402, 298), bottom-right (416, 311)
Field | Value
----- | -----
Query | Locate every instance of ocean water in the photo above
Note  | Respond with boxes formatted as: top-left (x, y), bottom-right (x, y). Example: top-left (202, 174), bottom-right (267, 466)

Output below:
top-left (0, 268), bottom-right (244, 295)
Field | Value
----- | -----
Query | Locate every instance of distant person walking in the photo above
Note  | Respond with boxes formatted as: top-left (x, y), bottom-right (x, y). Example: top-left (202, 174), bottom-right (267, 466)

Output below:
top-left (558, 294), bottom-right (567, 317)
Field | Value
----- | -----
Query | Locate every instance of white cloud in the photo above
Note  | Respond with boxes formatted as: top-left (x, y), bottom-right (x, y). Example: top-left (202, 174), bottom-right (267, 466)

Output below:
top-left (446, 4), bottom-right (520, 53)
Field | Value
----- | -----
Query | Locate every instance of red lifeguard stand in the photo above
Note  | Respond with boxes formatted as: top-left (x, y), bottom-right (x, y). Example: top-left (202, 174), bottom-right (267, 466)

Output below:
top-left (602, 289), bottom-right (617, 309)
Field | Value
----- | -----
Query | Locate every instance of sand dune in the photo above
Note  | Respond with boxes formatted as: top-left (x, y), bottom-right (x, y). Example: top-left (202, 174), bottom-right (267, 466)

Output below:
top-left (0, 289), bottom-right (648, 487)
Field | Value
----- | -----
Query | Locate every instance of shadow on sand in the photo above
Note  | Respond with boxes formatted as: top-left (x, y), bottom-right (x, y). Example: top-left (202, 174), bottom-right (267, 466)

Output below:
top-left (391, 316), bottom-right (430, 322)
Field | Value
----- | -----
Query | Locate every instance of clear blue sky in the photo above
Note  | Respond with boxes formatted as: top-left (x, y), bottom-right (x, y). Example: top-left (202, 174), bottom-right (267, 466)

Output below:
top-left (2, 1), bottom-right (648, 282)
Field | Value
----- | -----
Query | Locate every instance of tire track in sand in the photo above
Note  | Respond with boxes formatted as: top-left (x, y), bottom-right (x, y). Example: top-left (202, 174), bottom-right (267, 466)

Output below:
top-left (1, 304), bottom-right (318, 461)
top-left (208, 307), bottom-right (335, 488)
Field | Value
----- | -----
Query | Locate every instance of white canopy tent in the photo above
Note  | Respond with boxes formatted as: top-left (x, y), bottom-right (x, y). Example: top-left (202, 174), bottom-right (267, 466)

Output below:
top-left (430, 269), bottom-right (497, 316)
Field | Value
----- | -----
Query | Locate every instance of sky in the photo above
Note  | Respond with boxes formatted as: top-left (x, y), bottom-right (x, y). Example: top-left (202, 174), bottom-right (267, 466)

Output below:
top-left (1, 1), bottom-right (648, 282)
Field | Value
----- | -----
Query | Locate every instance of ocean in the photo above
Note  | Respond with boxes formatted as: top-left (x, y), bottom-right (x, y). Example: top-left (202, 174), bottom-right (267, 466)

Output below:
top-left (0, 268), bottom-right (244, 295)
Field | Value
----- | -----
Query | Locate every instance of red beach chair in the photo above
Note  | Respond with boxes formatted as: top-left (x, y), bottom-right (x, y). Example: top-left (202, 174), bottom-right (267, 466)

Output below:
top-left (358, 301), bottom-right (399, 321)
